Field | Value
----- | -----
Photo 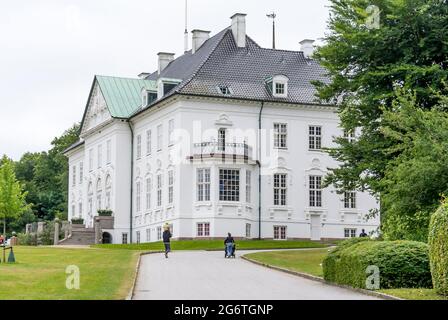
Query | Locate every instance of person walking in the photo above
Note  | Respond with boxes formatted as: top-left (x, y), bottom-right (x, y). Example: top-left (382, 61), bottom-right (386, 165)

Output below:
top-left (162, 225), bottom-right (172, 259)
top-left (360, 229), bottom-right (368, 238)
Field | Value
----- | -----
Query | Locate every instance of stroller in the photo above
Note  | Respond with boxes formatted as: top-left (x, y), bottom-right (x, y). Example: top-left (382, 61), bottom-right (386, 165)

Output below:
top-left (225, 242), bottom-right (236, 258)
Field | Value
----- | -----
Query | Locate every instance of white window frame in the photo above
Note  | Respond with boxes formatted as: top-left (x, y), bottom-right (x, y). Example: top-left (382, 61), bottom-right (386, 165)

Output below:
top-left (146, 177), bottom-right (151, 210)
top-left (246, 171), bottom-right (252, 203)
top-left (197, 168), bottom-right (211, 202)
top-left (168, 119), bottom-right (174, 147)
top-left (197, 222), bottom-right (210, 237)
top-left (274, 123), bottom-right (288, 149)
top-left (309, 125), bottom-right (322, 150)
top-left (136, 181), bottom-right (141, 213)
top-left (136, 134), bottom-right (142, 159)
top-left (78, 202), bottom-right (82, 218)
top-left (219, 169), bottom-right (240, 202)
top-left (272, 75), bottom-right (289, 98)
top-left (309, 175), bottom-right (323, 207)
top-left (157, 124), bottom-right (163, 152)
top-left (122, 233), bottom-right (128, 244)
top-left (89, 149), bottom-right (93, 172)
top-left (168, 170), bottom-right (174, 205)
top-left (344, 130), bottom-right (356, 143)
top-left (157, 174), bottom-right (163, 207)
top-left (136, 231), bottom-right (141, 244)
top-left (146, 130), bottom-right (152, 156)
top-left (344, 228), bottom-right (357, 238)
top-left (246, 223), bottom-right (251, 238)
top-left (274, 226), bottom-right (287, 240)
top-left (97, 144), bottom-right (102, 169)
top-left (146, 228), bottom-right (151, 242)
top-left (79, 162), bottom-right (83, 184)
top-left (344, 191), bottom-right (357, 209)
top-left (72, 165), bottom-right (76, 187)
top-left (106, 140), bottom-right (112, 164)
top-left (218, 128), bottom-right (226, 152)
top-left (157, 226), bottom-right (162, 240)
top-left (274, 173), bottom-right (287, 206)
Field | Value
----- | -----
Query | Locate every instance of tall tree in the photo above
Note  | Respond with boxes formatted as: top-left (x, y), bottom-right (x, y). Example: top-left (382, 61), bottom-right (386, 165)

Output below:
top-left (0, 157), bottom-right (30, 260)
top-left (313, 0), bottom-right (448, 238)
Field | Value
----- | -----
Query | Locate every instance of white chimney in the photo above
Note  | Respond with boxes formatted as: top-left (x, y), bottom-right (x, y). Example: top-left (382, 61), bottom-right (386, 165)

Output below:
top-left (191, 30), bottom-right (211, 54)
top-left (157, 52), bottom-right (175, 74)
top-left (231, 13), bottom-right (247, 48)
top-left (300, 39), bottom-right (315, 59)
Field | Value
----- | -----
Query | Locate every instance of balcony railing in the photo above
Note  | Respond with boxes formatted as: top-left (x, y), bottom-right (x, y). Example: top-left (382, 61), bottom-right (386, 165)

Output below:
top-left (190, 142), bottom-right (253, 161)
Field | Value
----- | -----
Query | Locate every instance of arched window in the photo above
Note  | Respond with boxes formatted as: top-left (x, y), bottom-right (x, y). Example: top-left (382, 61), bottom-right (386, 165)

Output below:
top-left (96, 178), bottom-right (103, 211)
top-left (105, 175), bottom-right (112, 210)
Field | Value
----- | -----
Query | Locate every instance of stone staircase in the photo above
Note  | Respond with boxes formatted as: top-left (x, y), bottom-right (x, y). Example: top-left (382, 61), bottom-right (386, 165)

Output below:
top-left (59, 224), bottom-right (96, 246)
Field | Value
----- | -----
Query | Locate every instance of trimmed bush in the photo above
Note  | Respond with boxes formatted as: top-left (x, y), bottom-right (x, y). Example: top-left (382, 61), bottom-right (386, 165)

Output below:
top-left (97, 210), bottom-right (113, 217)
top-left (323, 240), bottom-right (432, 289)
top-left (428, 201), bottom-right (448, 295)
top-left (71, 218), bottom-right (84, 225)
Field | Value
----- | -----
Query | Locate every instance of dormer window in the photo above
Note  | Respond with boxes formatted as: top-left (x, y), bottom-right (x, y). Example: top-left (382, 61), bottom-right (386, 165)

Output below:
top-left (142, 89), bottom-right (157, 107)
top-left (270, 75), bottom-right (289, 98)
top-left (157, 78), bottom-right (182, 99)
top-left (218, 85), bottom-right (232, 95)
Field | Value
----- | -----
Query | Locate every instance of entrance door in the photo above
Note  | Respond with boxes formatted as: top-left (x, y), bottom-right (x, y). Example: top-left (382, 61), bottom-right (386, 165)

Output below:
top-left (102, 232), bottom-right (112, 244)
top-left (310, 215), bottom-right (321, 241)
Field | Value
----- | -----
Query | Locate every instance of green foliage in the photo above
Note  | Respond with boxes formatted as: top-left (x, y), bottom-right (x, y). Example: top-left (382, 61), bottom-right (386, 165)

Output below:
top-left (39, 221), bottom-right (64, 245)
top-left (71, 218), bottom-right (84, 225)
top-left (13, 123), bottom-right (79, 225)
top-left (0, 157), bottom-right (31, 235)
top-left (323, 240), bottom-right (432, 289)
top-left (314, 0), bottom-right (448, 240)
top-left (17, 233), bottom-right (38, 246)
top-left (97, 210), bottom-right (113, 217)
top-left (428, 200), bottom-right (448, 295)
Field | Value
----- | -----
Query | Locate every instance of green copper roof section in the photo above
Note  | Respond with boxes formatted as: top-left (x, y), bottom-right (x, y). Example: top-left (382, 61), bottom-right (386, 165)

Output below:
top-left (96, 75), bottom-right (157, 118)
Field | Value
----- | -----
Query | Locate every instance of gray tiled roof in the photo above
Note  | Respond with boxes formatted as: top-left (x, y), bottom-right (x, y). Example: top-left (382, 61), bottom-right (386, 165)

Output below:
top-left (135, 27), bottom-right (331, 116)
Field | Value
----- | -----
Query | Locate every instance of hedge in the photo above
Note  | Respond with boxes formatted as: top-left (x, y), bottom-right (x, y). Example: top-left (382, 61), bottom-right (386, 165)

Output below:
top-left (323, 240), bottom-right (432, 290)
top-left (428, 200), bottom-right (448, 295)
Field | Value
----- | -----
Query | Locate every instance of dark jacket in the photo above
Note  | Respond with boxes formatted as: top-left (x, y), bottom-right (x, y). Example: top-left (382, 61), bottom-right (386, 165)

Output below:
top-left (163, 230), bottom-right (172, 243)
top-left (224, 236), bottom-right (235, 245)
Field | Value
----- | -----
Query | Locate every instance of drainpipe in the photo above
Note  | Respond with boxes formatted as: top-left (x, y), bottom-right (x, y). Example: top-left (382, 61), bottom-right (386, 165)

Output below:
top-left (258, 102), bottom-right (264, 240)
top-left (128, 120), bottom-right (134, 244)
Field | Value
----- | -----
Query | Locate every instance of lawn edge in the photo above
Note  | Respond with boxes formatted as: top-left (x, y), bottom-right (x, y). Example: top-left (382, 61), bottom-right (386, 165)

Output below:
top-left (241, 255), bottom-right (403, 301)
top-left (126, 251), bottom-right (164, 300)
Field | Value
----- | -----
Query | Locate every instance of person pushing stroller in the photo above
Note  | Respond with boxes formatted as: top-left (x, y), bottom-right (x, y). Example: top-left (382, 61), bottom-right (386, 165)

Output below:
top-left (224, 233), bottom-right (236, 258)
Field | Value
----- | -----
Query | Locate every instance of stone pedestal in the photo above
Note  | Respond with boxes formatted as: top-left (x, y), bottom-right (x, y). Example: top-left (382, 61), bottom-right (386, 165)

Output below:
top-left (37, 222), bottom-right (45, 235)
top-left (54, 219), bottom-right (60, 245)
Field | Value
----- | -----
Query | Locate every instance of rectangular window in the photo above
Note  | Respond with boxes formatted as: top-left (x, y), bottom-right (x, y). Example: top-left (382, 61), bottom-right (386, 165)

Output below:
top-left (197, 223), bottom-right (210, 237)
top-left (97, 144), bottom-right (102, 168)
top-left (309, 126), bottom-right (322, 150)
top-left (97, 195), bottom-right (102, 211)
top-left (168, 170), bottom-right (174, 204)
top-left (157, 174), bottom-right (162, 207)
top-left (72, 165), bottom-right (76, 187)
top-left (146, 229), bottom-right (151, 242)
top-left (274, 226), bottom-right (287, 240)
top-left (309, 176), bottom-right (322, 207)
top-left (89, 149), bottom-right (93, 171)
top-left (246, 171), bottom-right (252, 203)
top-left (246, 223), bottom-right (251, 238)
top-left (146, 178), bottom-right (151, 210)
top-left (219, 169), bottom-right (240, 202)
top-left (344, 130), bottom-right (356, 143)
top-left (157, 124), bottom-right (163, 152)
top-left (344, 228), bottom-right (357, 238)
top-left (136, 231), bottom-right (141, 244)
top-left (344, 191), bottom-right (357, 209)
top-left (78, 203), bottom-right (82, 217)
top-left (218, 128), bottom-right (226, 151)
top-left (146, 130), bottom-right (152, 156)
top-left (274, 173), bottom-right (287, 206)
top-left (157, 226), bottom-right (162, 240)
top-left (71, 205), bottom-right (75, 217)
top-left (106, 140), bottom-right (111, 164)
top-left (79, 162), bottom-right (83, 184)
top-left (274, 123), bottom-right (288, 149)
top-left (197, 168), bottom-right (211, 202)
top-left (122, 233), bottom-right (128, 244)
top-left (168, 119), bottom-right (174, 146)
top-left (136, 181), bottom-right (141, 213)
top-left (137, 135), bottom-right (142, 159)
top-left (106, 191), bottom-right (111, 210)
top-left (275, 82), bottom-right (285, 95)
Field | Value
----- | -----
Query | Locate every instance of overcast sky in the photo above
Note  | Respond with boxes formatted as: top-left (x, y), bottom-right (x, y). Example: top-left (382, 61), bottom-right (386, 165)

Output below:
top-left (0, 0), bottom-right (330, 160)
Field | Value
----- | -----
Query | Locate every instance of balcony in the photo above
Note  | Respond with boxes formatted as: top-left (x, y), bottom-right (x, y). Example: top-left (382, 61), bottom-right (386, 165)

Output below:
top-left (188, 142), bottom-right (254, 162)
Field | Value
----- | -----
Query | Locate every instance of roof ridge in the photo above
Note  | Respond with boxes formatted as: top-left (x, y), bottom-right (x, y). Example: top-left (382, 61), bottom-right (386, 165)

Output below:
top-left (95, 74), bottom-right (155, 82)
top-left (174, 28), bottom-right (231, 93)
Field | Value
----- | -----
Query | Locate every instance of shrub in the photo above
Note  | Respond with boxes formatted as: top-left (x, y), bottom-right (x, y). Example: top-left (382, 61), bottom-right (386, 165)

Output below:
top-left (17, 233), bottom-right (38, 246)
top-left (97, 210), bottom-right (113, 217)
top-left (40, 221), bottom-right (65, 245)
top-left (71, 218), bottom-right (84, 225)
top-left (428, 200), bottom-right (448, 295)
top-left (323, 240), bottom-right (432, 289)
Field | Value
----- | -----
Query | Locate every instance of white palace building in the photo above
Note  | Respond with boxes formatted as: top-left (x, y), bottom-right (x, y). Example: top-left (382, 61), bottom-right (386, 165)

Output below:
top-left (64, 13), bottom-right (380, 244)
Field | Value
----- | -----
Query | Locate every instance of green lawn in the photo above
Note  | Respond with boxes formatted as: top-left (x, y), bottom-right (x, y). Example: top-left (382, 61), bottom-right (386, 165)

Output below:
top-left (244, 249), bottom-right (448, 300)
top-left (0, 247), bottom-right (140, 300)
top-left (245, 248), bottom-right (329, 277)
top-left (93, 239), bottom-right (328, 251)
